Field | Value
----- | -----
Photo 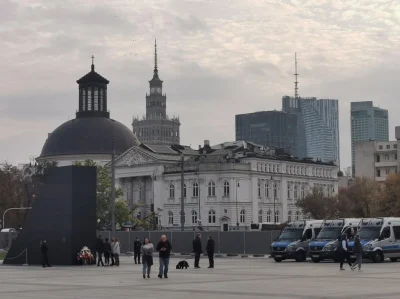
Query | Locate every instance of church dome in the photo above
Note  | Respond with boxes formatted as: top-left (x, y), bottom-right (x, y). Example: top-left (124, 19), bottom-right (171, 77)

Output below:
top-left (40, 117), bottom-right (135, 157)
top-left (39, 58), bottom-right (135, 159)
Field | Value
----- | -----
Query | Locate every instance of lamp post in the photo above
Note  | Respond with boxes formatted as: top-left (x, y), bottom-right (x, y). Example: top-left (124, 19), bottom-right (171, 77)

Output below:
top-left (152, 172), bottom-right (157, 230)
top-left (236, 181), bottom-right (240, 228)
top-left (3, 207), bottom-right (32, 229)
top-left (111, 140), bottom-right (116, 236)
top-left (196, 165), bottom-right (201, 225)
top-left (180, 154), bottom-right (185, 231)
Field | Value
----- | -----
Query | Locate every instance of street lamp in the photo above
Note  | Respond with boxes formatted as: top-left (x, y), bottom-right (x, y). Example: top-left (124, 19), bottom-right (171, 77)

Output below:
top-left (195, 165), bottom-right (201, 227)
top-left (152, 172), bottom-right (157, 230)
top-left (3, 207), bottom-right (32, 229)
top-left (236, 181), bottom-right (240, 228)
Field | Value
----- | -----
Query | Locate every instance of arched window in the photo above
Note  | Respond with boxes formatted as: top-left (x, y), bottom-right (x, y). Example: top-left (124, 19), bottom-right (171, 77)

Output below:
top-left (258, 210), bottom-right (263, 223)
top-left (240, 209), bottom-right (246, 223)
top-left (193, 182), bottom-right (199, 197)
top-left (208, 181), bottom-right (216, 197)
top-left (296, 211), bottom-right (300, 221)
top-left (288, 211), bottom-right (292, 222)
top-left (265, 182), bottom-right (269, 198)
top-left (223, 181), bottom-right (230, 197)
top-left (274, 210), bottom-right (279, 223)
top-left (168, 211), bottom-right (173, 225)
top-left (294, 184), bottom-right (298, 199)
top-left (169, 184), bottom-right (175, 199)
top-left (208, 210), bottom-right (216, 223)
top-left (266, 210), bottom-right (272, 223)
top-left (191, 210), bottom-right (198, 224)
top-left (183, 184), bottom-right (187, 198)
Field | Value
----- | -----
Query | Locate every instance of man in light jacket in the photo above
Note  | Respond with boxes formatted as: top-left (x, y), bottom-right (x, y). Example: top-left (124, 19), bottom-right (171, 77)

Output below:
top-left (113, 238), bottom-right (121, 266)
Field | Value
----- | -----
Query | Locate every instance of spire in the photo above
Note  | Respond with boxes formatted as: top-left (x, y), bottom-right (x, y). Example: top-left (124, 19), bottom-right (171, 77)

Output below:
top-left (91, 55), bottom-right (95, 72)
top-left (154, 39), bottom-right (158, 76)
top-left (294, 52), bottom-right (299, 99)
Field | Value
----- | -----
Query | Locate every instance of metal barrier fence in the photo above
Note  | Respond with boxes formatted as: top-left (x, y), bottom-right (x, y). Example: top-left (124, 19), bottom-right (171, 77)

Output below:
top-left (98, 231), bottom-right (281, 255)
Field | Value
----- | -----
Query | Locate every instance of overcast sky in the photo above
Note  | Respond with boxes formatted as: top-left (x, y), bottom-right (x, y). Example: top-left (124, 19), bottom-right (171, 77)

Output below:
top-left (1, 0), bottom-right (400, 169)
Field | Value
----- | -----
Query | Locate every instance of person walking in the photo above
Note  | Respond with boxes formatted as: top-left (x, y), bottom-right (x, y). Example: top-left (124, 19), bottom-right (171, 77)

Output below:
top-left (110, 238), bottom-right (115, 266)
top-left (192, 233), bottom-right (203, 269)
top-left (113, 238), bottom-right (121, 266)
top-left (96, 235), bottom-right (105, 267)
top-left (40, 240), bottom-right (51, 268)
top-left (338, 234), bottom-right (352, 271)
top-left (206, 236), bottom-right (215, 268)
top-left (351, 235), bottom-right (363, 271)
top-left (103, 238), bottom-right (112, 267)
top-left (156, 235), bottom-right (172, 279)
top-left (134, 237), bottom-right (142, 264)
top-left (141, 238), bottom-right (154, 278)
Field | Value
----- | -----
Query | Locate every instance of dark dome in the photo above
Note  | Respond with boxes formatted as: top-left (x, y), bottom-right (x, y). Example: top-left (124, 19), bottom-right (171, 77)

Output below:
top-left (40, 117), bottom-right (135, 157)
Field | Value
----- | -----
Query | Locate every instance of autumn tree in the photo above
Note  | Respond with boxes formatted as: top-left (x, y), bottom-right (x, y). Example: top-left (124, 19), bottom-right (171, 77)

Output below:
top-left (296, 187), bottom-right (339, 219)
top-left (379, 173), bottom-right (400, 216)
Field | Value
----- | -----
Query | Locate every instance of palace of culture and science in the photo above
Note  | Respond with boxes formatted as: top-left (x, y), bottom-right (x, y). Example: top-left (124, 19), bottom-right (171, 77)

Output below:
top-left (132, 40), bottom-right (181, 145)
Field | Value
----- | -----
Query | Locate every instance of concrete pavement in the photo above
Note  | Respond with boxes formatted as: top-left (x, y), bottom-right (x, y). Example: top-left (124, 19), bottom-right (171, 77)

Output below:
top-left (1, 256), bottom-right (400, 299)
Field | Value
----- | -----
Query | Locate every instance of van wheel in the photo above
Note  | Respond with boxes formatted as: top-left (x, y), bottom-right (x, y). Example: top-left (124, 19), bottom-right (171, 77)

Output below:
top-left (390, 258), bottom-right (398, 262)
top-left (372, 251), bottom-right (384, 263)
top-left (311, 257), bottom-right (320, 263)
top-left (274, 258), bottom-right (283, 262)
top-left (295, 252), bottom-right (306, 262)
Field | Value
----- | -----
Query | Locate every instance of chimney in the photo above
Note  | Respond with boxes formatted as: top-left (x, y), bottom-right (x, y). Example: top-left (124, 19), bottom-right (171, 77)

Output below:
top-left (204, 140), bottom-right (210, 147)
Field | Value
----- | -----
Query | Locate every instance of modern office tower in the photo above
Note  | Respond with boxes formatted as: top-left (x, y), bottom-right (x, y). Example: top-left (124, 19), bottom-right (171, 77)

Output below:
top-left (282, 96), bottom-right (340, 165)
top-left (235, 111), bottom-right (297, 153)
top-left (351, 101), bottom-right (389, 176)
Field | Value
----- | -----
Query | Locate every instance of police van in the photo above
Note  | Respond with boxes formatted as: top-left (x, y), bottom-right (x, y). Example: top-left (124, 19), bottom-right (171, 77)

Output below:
top-left (349, 217), bottom-right (400, 263)
top-left (270, 220), bottom-right (323, 262)
top-left (308, 218), bottom-right (361, 263)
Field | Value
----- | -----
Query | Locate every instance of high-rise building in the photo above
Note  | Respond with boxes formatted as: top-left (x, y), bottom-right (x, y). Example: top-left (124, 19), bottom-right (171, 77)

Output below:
top-left (351, 101), bottom-right (389, 176)
top-left (132, 40), bottom-right (180, 145)
top-left (282, 96), bottom-right (340, 165)
top-left (235, 111), bottom-right (297, 153)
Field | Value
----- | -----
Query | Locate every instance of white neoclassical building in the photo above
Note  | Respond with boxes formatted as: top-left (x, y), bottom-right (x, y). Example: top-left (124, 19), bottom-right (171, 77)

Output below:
top-left (113, 141), bottom-right (338, 231)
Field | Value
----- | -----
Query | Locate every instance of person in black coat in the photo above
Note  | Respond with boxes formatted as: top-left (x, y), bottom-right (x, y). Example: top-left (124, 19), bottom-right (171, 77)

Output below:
top-left (192, 233), bottom-right (203, 268)
top-left (133, 237), bottom-right (142, 264)
top-left (103, 238), bottom-right (112, 266)
top-left (40, 240), bottom-right (51, 268)
top-left (206, 236), bottom-right (215, 268)
top-left (96, 235), bottom-right (105, 267)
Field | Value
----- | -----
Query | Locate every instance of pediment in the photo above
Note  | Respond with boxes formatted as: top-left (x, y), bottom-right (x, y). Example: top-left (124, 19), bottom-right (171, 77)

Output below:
top-left (115, 148), bottom-right (158, 167)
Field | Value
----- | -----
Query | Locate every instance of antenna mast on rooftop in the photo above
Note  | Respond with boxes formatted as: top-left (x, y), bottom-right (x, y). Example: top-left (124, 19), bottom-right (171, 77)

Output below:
top-left (294, 52), bottom-right (299, 99)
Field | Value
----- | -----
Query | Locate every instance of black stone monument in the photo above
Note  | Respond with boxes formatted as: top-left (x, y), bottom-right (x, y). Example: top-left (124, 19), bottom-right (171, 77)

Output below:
top-left (3, 166), bottom-right (97, 265)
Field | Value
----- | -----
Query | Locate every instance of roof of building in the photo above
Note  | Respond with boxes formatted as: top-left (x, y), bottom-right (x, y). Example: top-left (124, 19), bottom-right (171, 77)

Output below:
top-left (76, 65), bottom-right (109, 84)
top-left (40, 117), bottom-right (135, 157)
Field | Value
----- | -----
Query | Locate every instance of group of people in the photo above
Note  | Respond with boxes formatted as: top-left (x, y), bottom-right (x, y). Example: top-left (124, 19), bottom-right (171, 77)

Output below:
top-left (96, 236), bottom-right (121, 267)
top-left (192, 234), bottom-right (215, 269)
top-left (338, 233), bottom-right (363, 271)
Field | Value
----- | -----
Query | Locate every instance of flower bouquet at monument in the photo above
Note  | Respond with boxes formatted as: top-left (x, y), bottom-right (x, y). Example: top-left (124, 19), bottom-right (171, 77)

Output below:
top-left (77, 246), bottom-right (95, 265)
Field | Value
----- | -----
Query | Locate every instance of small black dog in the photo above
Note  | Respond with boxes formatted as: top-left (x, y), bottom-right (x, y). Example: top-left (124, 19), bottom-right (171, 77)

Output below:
top-left (176, 260), bottom-right (189, 269)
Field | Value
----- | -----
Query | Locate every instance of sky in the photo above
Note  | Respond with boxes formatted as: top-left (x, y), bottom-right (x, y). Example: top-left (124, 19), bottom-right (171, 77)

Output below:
top-left (1, 0), bottom-right (400, 170)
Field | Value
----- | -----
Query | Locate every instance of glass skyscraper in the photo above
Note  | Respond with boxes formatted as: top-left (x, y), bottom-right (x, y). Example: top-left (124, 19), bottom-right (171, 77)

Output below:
top-left (351, 101), bottom-right (389, 176)
top-left (282, 96), bottom-right (340, 165)
top-left (235, 111), bottom-right (297, 153)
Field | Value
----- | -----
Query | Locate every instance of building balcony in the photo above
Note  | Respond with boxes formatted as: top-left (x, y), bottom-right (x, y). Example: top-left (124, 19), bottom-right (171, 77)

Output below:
top-left (375, 161), bottom-right (397, 168)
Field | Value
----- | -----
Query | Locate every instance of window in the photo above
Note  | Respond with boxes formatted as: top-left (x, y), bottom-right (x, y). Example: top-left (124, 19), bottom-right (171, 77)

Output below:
top-left (376, 169), bottom-right (381, 177)
top-left (273, 182), bottom-right (278, 198)
top-left (395, 154), bottom-right (398, 160)
top-left (99, 89), bottom-right (103, 110)
top-left (87, 88), bottom-right (92, 110)
top-left (240, 209), bottom-right (246, 223)
top-left (258, 181), bottom-right (261, 197)
top-left (387, 145), bottom-right (390, 149)
top-left (183, 184), bottom-right (187, 198)
top-left (301, 184), bottom-right (305, 199)
top-left (93, 88), bottom-right (98, 110)
top-left (258, 210), bottom-right (263, 223)
top-left (266, 210), bottom-right (272, 222)
top-left (264, 164), bottom-right (267, 172)
top-left (385, 154), bottom-right (389, 160)
top-left (265, 182), bottom-right (269, 198)
top-left (288, 211), bottom-right (292, 222)
top-left (191, 210), bottom-right (198, 224)
top-left (193, 182), bottom-right (199, 197)
top-left (294, 184), bottom-right (298, 199)
top-left (169, 184), bottom-right (175, 199)
top-left (295, 211), bottom-right (300, 221)
top-left (223, 181), bottom-right (230, 197)
top-left (208, 210), bottom-right (216, 223)
top-left (208, 181), bottom-right (216, 197)
top-left (379, 145), bottom-right (383, 149)
top-left (287, 183), bottom-right (291, 199)
top-left (81, 88), bottom-right (86, 111)
top-left (274, 210), bottom-right (279, 223)
top-left (395, 144), bottom-right (398, 149)
top-left (386, 169), bottom-right (390, 175)
top-left (168, 211), bottom-right (173, 224)
top-left (376, 155), bottom-right (380, 162)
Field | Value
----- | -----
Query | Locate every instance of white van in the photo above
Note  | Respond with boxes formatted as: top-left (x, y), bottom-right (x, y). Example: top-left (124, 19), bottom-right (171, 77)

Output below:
top-left (349, 217), bottom-right (400, 263)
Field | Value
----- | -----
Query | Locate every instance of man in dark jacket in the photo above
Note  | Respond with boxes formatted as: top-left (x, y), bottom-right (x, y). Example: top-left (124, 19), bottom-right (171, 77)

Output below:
top-left (192, 233), bottom-right (203, 268)
top-left (96, 235), bottom-right (104, 267)
top-left (206, 236), bottom-right (215, 268)
top-left (156, 235), bottom-right (172, 278)
top-left (40, 240), bottom-right (51, 268)
top-left (351, 235), bottom-right (363, 271)
top-left (133, 237), bottom-right (142, 264)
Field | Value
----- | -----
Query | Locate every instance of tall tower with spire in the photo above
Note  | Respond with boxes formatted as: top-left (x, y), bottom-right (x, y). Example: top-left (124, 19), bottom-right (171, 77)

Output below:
top-left (132, 40), bottom-right (181, 145)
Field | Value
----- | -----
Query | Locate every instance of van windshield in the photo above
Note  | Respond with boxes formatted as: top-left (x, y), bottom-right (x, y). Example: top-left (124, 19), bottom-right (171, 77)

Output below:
top-left (278, 228), bottom-right (303, 240)
top-left (357, 227), bottom-right (381, 239)
top-left (315, 227), bottom-right (342, 240)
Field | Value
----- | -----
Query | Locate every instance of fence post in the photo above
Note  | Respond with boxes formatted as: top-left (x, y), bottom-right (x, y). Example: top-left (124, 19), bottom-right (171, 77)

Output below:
top-left (218, 231), bottom-right (220, 254)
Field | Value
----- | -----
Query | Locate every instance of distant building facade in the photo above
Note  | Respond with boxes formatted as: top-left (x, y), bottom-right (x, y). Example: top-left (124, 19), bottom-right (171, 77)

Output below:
top-left (235, 111), bottom-right (297, 154)
top-left (132, 41), bottom-right (180, 145)
top-left (351, 101), bottom-right (389, 176)
top-left (282, 96), bottom-right (339, 165)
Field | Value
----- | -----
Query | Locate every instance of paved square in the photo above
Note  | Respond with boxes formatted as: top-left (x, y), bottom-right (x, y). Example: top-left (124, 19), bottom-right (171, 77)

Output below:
top-left (1, 257), bottom-right (400, 299)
